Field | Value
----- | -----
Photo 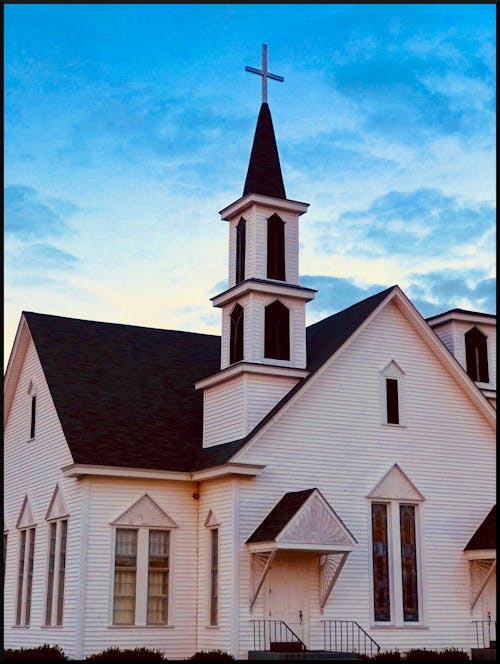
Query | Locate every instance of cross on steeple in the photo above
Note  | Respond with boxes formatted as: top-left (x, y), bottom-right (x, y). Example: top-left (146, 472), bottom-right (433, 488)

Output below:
top-left (245, 44), bottom-right (284, 104)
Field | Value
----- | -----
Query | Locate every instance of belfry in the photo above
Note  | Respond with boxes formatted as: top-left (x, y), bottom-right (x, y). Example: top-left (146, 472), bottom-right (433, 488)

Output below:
top-left (195, 45), bottom-right (316, 448)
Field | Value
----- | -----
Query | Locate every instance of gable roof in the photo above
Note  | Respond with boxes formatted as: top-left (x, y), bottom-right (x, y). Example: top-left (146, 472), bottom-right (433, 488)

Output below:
top-left (22, 312), bottom-right (220, 472)
top-left (464, 506), bottom-right (496, 551)
top-left (247, 489), bottom-right (315, 543)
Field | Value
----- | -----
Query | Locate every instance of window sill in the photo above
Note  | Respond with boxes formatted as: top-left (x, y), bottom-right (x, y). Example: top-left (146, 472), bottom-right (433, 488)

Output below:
top-left (10, 625), bottom-right (30, 628)
top-left (381, 423), bottom-right (407, 428)
top-left (370, 624), bottom-right (428, 630)
top-left (41, 625), bottom-right (64, 629)
top-left (205, 625), bottom-right (220, 629)
top-left (108, 624), bottom-right (175, 629)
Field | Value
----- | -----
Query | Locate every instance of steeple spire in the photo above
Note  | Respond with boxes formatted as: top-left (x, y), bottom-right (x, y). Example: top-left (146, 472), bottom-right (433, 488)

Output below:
top-left (243, 45), bottom-right (286, 200)
top-left (243, 103), bottom-right (286, 199)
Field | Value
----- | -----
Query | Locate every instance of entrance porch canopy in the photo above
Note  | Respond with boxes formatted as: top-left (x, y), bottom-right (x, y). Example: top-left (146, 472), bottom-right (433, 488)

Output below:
top-left (246, 488), bottom-right (357, 610)
top-left (464, 506), bottom-right (496, 611)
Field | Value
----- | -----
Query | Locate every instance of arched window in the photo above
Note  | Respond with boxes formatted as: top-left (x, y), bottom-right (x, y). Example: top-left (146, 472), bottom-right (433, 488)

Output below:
top-left (465, 327), bottom-right (489, 383)
top-left (267, 214), bottom-right (285, 281)
top-left (230, 304), bottom-right (244, 364)
top-left (265, 300), bottom-right (290, 360)
top-left (235, 217), bottom-right (246, 284)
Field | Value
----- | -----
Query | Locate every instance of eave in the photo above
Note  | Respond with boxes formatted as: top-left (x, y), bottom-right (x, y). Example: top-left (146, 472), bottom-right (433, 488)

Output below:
top-left (62, 461), bottom-right (265, 481)
top-left (211, 278), bottom-right (316, 308)
top-left (219, 193), bottom-right (309, 221)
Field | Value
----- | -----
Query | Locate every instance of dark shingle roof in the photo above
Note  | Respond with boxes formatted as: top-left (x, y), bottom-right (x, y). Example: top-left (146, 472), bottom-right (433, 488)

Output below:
top-left (243, 103), bottom-right (286, 199)
top-left (464, 506), bottom-right (496, 550)
top-left (23, 312), bottom-right (220, 472)
top-left (23, 285), bottom-right (395, 472)
top-left (247, 489), bottom-right (316, 542)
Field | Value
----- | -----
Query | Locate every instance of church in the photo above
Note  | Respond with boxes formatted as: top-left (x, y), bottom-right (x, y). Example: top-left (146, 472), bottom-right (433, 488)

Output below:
top-left (3, 46), bottom-right (496, 660)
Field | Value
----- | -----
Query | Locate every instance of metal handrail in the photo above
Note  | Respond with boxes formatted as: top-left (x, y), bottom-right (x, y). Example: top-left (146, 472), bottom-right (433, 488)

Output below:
top-left (473, 617), bottom-right (496, 649)
top-left (251, 619), bottom-right (307, 653)
top-left (322, 619), bottom-right (381, 657)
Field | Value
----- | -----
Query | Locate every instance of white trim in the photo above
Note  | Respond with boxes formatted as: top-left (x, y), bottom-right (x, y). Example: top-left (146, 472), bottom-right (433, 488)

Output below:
top-left (75, 478), bottom-right (90, 659)
top-left (191, 462), bottom-right (265, 481)
top-left (231, 478), bottom-right (241, 657)
top-left (4, 316), bottom-right (31, 427)
top-left (62, 464), bottom-right (191, 481)
top-left (465, 549), bottom-right (496, 561)
top-left (471, 559), bottom-right (496, 610)
top-left (211, 280), bottom-right (315, 308)
top-left (247, 542), bottom-right (355, 554)
top-left (427, 311), bottom-right (496, 328)
top-left (219, 193), bottom-right (309, 221)
top-left (195, 361), bottom-right (308, 390)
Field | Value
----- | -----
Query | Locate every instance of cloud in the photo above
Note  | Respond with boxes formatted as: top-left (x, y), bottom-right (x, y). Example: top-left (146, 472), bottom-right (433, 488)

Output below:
top-left (6, 243), bottom-right (79, 288)
top-left (5, 185), bottom-right (80, 240)
top-left (316, 188), bottom-right (495, 261)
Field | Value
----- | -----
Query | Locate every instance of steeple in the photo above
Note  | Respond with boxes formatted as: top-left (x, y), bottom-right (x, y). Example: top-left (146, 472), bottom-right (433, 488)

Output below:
top-left (195, 45), bottom-right (316, 449)
top-left (243, 103), bottom-right (286, 199)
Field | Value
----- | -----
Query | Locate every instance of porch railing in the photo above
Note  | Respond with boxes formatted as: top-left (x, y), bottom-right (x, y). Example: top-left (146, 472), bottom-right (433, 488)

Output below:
top-left (322, 619), bottom-right (381, 657)
top-left (251, 619), bottom-right (307, 654)
top-left (473, 617), bottom-right (496, 649)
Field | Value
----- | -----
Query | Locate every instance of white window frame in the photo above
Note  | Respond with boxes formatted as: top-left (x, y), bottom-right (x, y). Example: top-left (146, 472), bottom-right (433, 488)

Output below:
top-left (44, 518), bottom-right (68, 626)
top-left (15, 526), bottom-right (36, 626)
top-left (380, 361), bottom-right (406, 427)
top-left (110, 525), bottom-right (173, 627)
top-left (27, 380), bottom-right (38, 441)
top-left (204, 510), bottom-right (220, 628)
top-left (369, 499), bottom-right (424, 627)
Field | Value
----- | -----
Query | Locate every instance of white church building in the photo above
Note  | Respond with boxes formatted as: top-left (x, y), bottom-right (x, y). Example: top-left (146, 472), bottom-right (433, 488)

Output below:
top-left (3, 48), bottom-right (496, 660)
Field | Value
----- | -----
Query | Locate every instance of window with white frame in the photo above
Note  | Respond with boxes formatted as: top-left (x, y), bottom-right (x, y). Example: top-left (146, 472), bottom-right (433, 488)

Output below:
top-left (27, 380), bottom-right (37, 440)
top-left (380, 361), bottom-right (405, 426)
top-left (209, 528), bottom-right (219, 625)
top-left (16, 527), bottom-right (36, 625)
top-left (45, 518), bottom-right (68, 625)
top-left (369, 465), bottom-right (424, 626)
top-left (111, 494), bottom-right (176, 627)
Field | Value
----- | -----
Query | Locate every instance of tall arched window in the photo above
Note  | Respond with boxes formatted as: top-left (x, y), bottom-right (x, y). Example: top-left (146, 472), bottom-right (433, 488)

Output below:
top-left (265, 300), bottom-right (290, 360)
top-left (267, 214), bottom-right (285, 281)
top-left (230, 304), bottom-right (244, 364)
top-left (235, 217), bottom-right (246, 284)
top-left (465, 327), bottom-right (489, 382)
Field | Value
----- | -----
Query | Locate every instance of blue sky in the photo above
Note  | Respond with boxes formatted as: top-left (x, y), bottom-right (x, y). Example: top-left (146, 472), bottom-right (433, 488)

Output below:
top-left (5, 4), bottom-right (496, 361)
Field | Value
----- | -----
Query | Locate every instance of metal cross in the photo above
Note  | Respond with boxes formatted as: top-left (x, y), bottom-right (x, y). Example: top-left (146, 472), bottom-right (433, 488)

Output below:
top-left (245, 44), bottom-right (284, 103)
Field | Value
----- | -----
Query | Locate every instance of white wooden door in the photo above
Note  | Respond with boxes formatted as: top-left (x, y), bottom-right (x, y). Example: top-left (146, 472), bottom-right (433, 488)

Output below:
top-left (264, 552), bottom-right (310, 647)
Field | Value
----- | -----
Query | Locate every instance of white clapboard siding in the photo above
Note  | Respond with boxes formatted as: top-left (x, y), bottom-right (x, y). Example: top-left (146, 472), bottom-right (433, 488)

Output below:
top-left (246, 373), bottom-right (298, 432)
top-left (203, 375), bottom-right (246, 446)
top-left (81, 477), bottom-right (198, 659)
top-left (196, 477), bottom-right (238, 656)
top-left (452, 320), bottom-right (496, 391)
top-left (4, 338), bottom-right (82, 659)
top-left (432, 322), bottom-right (455, 356)
top-left (234, 300), bottom-right (495, 657)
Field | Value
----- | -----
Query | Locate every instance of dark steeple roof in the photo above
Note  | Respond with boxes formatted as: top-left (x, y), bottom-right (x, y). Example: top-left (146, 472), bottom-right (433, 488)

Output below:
top-left (243, 103), bottom-right (286, 199)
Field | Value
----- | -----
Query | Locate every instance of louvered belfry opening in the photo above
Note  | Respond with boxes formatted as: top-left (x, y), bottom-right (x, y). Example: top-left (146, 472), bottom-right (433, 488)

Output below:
top-left (265, 300), bottom-right (290, 360)
top-left (230, 304), bottom-right (244, 364)
top-left (465, 326), bottom-right (489, 383)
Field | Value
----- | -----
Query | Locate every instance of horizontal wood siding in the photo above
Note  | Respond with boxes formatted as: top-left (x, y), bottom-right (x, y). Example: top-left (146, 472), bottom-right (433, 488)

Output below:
top-left (203, 375), bottom-right (246, 447)
top-left (235, 301), bottom-right (495, 657)
top-left (246, 374), bottom-right (298, 432)
top-left (432, 322), bottom-right (455, 356)
top-left (4, 338), bottom-right (81, 659)
top-left (197, 478), bottom-right (236, 656)
top-left (82, 477), bottom-right (198, 659)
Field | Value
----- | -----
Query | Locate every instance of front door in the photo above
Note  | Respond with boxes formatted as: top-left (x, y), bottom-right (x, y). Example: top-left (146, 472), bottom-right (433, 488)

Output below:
top-left (264, 551), bottom-right (310, 647)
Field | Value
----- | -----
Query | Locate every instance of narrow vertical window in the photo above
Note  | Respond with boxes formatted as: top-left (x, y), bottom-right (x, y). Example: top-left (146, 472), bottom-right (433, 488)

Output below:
top-left (210, 528), bottom-right (219, 626)
top-left (147, 530), bottom-right (169, 625)
top-left (400, 505), bottom-right (419, 622)
top-left (265, 300), bottom-right (290, 360)
top-left (372, 503), bottom-right (391, 622)
top-left (30, 395), bottom-right (36, 439)
top-left (465, 327), bottom-right (489, 383)
top-left (113, 529), bottom-right (137, 625)
top-left (3, 532), bottom-right (7, 583)
top-left (236, 217), bottom-right (246, 284)
top-left (386, 379), bottom-right (399, 424)
top-left (45, 522), bottom-right (57, 624)
top-left (16, 530), bottom-right (26, 625)
top-left (267, 214), bottom-right (285, 281)
top-left (230, 304), bottom-right (244, 364)
top-left (24, 528), bottom-right (35, 625)
top-left (57, 520), bottom-right (67, 625)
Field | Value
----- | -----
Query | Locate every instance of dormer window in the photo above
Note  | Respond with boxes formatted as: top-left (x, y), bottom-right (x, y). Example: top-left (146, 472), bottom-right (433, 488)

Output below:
top-left (27, 380), bottom-right (37, 440)
top-left (235, 217), bottom-right (246, 284)
top-left (265, 300), bottom-right (290, 360)
top-left (230, 304), bottom-right (244, 364)
top-left (267, 214), bottom-right (285, 281)
top-left (465, 327), bottom-right (489, 383)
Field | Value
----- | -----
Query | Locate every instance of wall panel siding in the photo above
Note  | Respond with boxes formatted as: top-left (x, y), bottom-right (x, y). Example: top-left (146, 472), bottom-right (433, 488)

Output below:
top-left (234, 301), bottom-right (495, 657)
top-left (203, 375), bottom-right (246, 447)
top-left (4, 338), bottom-right (81, 659)
top-left (246, 374), bottom-right (298, 431)
top-left (82, 478), bottom-right (198, 659)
